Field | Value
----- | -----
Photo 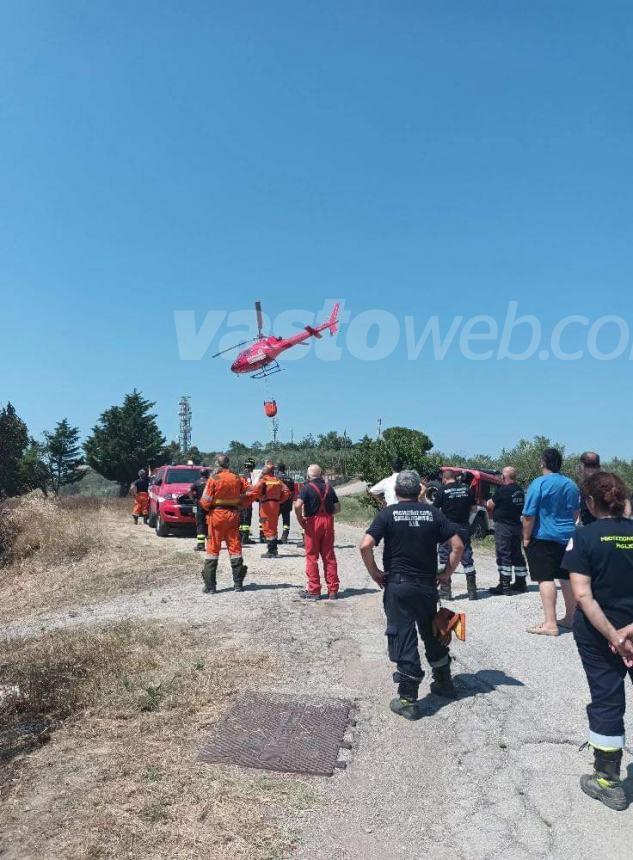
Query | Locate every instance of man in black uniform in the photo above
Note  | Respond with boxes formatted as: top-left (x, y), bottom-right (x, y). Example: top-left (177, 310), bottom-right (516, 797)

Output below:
top-left (239, 459), bottom-right (256, 544)
top-left (189, 468), bottom-right (211, 551)
top-left (276, 461), bottom-right (295, 544)
top-left (487, 466), bottom-right (528, 594)
top-left (434, 470), bottom-right (478, 600)
top-left (360, 470), bottom-right (464, 719)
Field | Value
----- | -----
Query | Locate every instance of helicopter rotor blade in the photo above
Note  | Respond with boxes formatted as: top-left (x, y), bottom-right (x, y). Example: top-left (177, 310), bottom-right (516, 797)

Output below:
top-left (211, 339), bottom-right (253, 358)
top-left (255, 300), bottom-right (264, 338)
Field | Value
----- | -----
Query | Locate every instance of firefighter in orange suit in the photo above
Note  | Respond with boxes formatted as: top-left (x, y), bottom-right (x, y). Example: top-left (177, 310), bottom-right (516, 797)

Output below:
top-left (199, 455), bottom-right (251, 594)
top-left (251, 466), bottom-right (292, 558)
top-left (131, 469), bottom-right (150, 524)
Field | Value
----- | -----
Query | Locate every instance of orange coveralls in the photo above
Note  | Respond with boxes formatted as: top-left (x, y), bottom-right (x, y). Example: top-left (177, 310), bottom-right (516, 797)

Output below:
top-left (132, 492), bottom-right (149, 517)
top-left (251, 475), bottom-right (291, 540)
top-left (200, 469), bottom-right (250, 559)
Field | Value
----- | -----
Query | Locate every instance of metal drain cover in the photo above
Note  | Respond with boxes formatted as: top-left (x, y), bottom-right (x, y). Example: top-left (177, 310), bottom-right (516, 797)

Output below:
top-left (199, 692), bottom-right (353, 776)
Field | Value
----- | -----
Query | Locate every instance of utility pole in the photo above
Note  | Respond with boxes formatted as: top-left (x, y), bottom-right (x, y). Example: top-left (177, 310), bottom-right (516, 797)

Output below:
top-left (178, 396), bottom-right (192, 454)
top-left (376, 417), bottom-right (382, 440)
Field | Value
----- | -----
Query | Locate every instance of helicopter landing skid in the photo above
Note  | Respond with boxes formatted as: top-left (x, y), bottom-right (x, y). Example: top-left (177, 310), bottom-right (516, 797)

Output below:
top-left (251, 361), bottom-right (282, 380)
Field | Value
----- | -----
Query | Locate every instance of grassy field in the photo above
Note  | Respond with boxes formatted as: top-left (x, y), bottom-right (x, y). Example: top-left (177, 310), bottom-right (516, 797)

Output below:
top-left (0, 494), bottom-right (319, 858)
top-left (337, 495), bottom-right (373, 527)
top-left (0, 622), bottom-right (315, 859)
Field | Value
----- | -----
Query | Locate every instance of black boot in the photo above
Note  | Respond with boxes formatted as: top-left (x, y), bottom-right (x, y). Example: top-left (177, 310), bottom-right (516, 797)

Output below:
top-left (389, 672), bottom-right (422, 720)
top-left (280, 526), bottom-right (290, 544)
top-left (133, 515), bottom-right (139, 525)
top-left (262, 539), bottom-right (279, 559)
top-left (231, 557), bottom-right (247, 592)
top-left (259, 530), bottom-right (266, 544)
top-left (430, 662), bottom-right (457, 698)
top-left (201, 559), bottom-right (218, 594)
top-left (466, 573), bottom-right (478, 601)
top-left (580, 747), bottom-right (627, 811)
top-left (489, 574), bottom-right (512, 596)
top-left (510, 576), bottom-right (528, 593)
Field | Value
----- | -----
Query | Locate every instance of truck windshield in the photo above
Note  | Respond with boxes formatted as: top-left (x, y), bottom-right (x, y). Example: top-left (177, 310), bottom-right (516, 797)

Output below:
top-left (165, 468), bottom-right (201, 485)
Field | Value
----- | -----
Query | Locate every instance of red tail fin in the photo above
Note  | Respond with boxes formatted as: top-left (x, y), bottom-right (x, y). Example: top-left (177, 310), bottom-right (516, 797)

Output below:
top-left (325, 302), bottom-right (339, 335)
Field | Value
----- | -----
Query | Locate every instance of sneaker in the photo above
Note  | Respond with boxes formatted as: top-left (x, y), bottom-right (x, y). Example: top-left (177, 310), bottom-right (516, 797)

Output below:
top-left (301, 591), bottom-right (321, 601)
top-left (194, 544), bottom-right (205, 552)
top-left (202, 585), bottom-right (217, 595)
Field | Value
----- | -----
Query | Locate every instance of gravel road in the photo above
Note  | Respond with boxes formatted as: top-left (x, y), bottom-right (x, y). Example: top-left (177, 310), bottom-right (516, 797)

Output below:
top-left (7, 515), bottom-right (633, 859)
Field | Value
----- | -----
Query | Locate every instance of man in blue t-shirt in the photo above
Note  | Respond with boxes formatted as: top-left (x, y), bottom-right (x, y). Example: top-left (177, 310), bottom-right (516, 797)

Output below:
top-left (522, 447), bottom-right (580, 636)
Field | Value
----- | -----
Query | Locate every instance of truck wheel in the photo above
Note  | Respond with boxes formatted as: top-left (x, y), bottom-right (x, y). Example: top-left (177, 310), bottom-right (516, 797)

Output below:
top-left (155, 510), bottom-right (169, 537)
top-left (471, 512), bottom-right (488, 539)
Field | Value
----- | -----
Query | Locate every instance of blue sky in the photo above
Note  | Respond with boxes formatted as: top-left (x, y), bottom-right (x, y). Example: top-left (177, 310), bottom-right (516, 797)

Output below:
top-left (2, 1), bottom-right (632, 458)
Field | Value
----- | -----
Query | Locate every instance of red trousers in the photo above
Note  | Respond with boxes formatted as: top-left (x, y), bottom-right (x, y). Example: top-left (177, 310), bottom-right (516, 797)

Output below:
top-left (304, 514), bottom-right (339, 595)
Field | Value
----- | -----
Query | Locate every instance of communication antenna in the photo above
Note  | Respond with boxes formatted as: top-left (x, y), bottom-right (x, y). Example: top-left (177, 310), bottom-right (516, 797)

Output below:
top-left (178, 396), bottom-right (192, 453)
top-left (377, 417), bottom-right (382, 440)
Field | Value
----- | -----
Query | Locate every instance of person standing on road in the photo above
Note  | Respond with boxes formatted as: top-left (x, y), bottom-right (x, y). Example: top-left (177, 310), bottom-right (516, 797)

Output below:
top-left (523, 448), bottom-right (580, 636)
top-left (199, 455), bottom-right (250, 594)
top-left (360, 470), bottom-right (465, 718)
top-left (369, 458), bottom-right (403, 508)
top-left (239, 458), bottom-right (256, 544)
top-left (294, 464), bottom-right (340, 600)
top-left (189, 468), bottom-right (210, 551)
top-left (433, 470), bottom-right (478, 600)
top-left (276, 461), bottom-right (296, 544)
top-left (562, 472), bottom-right (633, 811)
top-left (250, 465), bottom-right (291, 558)
top-left (130, 469), bottom-right (150, 525)
top-left (487, 467), bottom-right (528, 595)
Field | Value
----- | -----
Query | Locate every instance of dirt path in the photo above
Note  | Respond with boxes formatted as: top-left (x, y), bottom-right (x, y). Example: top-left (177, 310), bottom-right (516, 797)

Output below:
top-left (7, 516), bottom-right (633, 859)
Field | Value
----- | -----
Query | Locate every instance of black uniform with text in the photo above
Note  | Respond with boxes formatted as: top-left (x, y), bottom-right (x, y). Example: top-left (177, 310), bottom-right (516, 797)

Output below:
top-left (367, 502), bottom-right (458, 701)
top-left (491, 482), bottom-right (527, 580)
top-left (563, 519), bottom-right (633, 750)
top-left (434, 483), bottom-right (475, 574)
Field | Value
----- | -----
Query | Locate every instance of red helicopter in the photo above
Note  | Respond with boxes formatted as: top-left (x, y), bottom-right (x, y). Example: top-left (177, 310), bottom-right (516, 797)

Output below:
top-left (213, 301), bottom-right (340, 379)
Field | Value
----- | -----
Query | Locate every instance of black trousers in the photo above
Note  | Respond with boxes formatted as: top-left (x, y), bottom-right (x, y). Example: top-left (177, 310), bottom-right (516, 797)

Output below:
top-left (280, 499), bottom-right (292, 529)
top-left (494, 521), bottom-right (527, 576)
top-left (383, 575), bottom-right (449, 683)
top-left (574, 612), bottom-right (633, 749)
top-left (240, 506), bottom-right (252, 528)
top-left (195, 507), bottom-right (207, 537)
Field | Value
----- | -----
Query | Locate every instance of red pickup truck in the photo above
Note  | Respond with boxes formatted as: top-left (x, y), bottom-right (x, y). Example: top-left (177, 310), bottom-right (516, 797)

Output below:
top-left (147, 464), bottom-right (205, 537)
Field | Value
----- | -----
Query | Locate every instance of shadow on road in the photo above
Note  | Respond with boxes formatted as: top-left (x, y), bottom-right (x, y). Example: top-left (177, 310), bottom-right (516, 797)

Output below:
top-left (243, 583), bottom-right (300, 592)
top-left (403, 669), bottom-right (524, 720)
top-left (336, 587), bottom-right (381, 600)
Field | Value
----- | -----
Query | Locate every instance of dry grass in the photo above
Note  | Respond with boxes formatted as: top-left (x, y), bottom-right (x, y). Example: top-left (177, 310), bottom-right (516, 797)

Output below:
top-left (0, 622), bottom-right (316, 859)
top-left (0, 495), bottom-right (190, 623)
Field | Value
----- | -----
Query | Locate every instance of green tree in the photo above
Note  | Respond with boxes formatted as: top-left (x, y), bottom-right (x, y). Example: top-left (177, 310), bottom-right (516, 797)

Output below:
top-left (0, 402), bottom-right (29, 497)
top-left (349, 426), bottom-right (436, 506)
top-left (43, 419), bottom-right (84, 495)
top-left (84, 391), bottom-right (166, 496)
top-left (0, 403), bottom-right (48, 497)
top-left (497, 436), bottom-right (565, 486)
